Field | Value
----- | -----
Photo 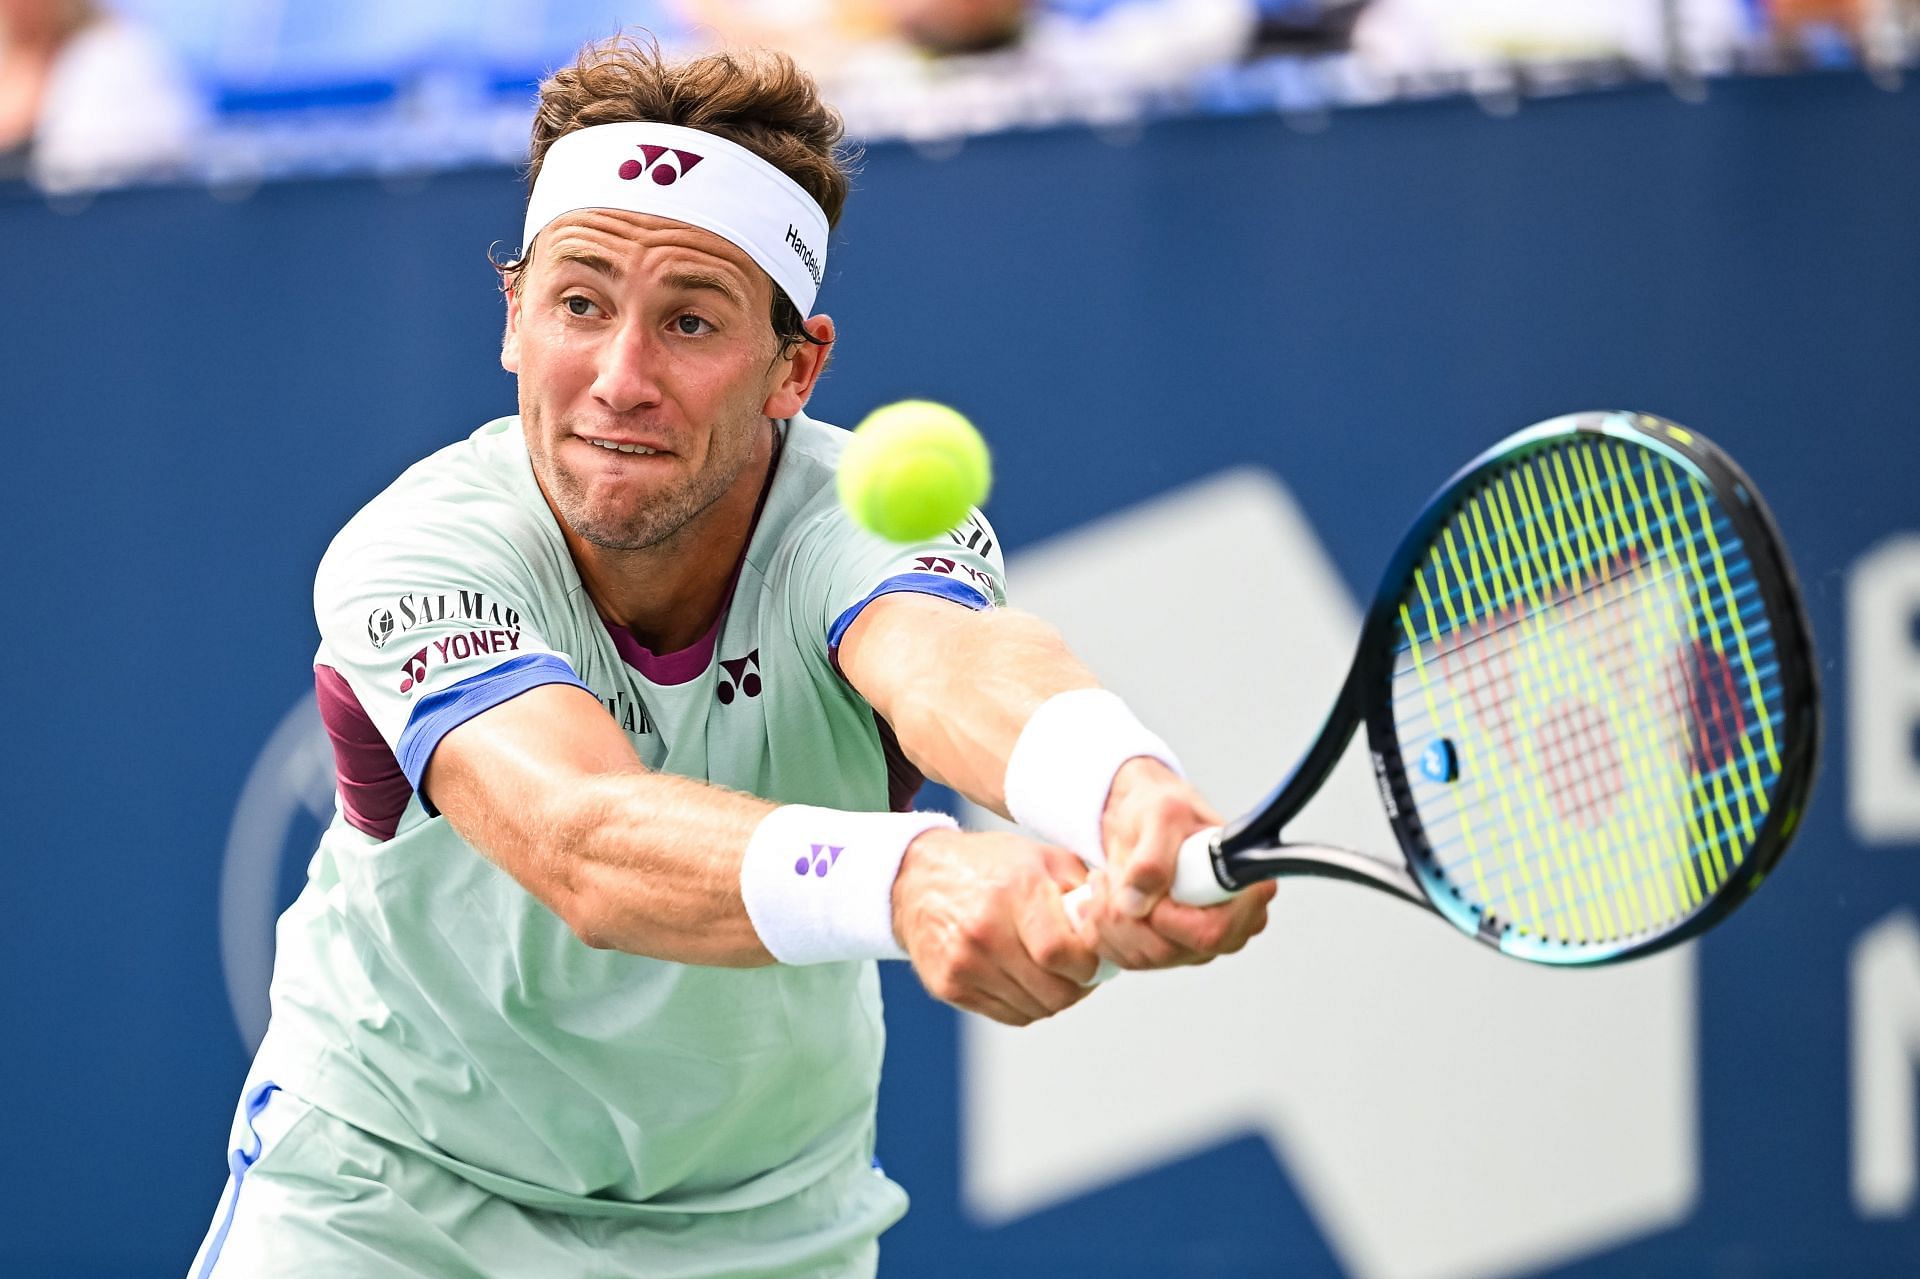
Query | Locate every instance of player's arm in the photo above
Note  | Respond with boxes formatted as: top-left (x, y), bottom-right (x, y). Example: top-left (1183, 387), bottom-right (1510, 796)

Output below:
top-left (838, 592), bottom-right (1274, 969)
top-left (422, 681), bottom-right (1096, 1021)
top-left (422, 682), bottom-right (774, 964)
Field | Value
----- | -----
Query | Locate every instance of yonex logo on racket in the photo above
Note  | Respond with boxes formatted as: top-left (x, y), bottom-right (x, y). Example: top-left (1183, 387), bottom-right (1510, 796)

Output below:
top-left (795, 843), bottom-right (843, 877)
top-left (617, 145), bottom-right (704, 186)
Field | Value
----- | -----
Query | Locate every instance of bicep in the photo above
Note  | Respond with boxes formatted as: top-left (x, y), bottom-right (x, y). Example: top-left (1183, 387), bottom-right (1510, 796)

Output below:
top-left (835, 591), bottom-right (979, 725)
top-left (838, 593), bottom-right (1097, 807)
top-left (422, 682), bottom-right (642, 889)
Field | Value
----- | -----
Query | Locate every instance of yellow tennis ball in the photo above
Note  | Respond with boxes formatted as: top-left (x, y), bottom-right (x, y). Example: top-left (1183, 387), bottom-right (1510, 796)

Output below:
top-left (838, 400), bottom-right (992, 542)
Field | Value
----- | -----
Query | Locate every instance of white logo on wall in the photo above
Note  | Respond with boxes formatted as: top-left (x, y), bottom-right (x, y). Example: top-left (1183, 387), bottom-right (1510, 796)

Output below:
top-left (220, 693), bottom-right (336, 1052)
top-left (961, 470), bottom-right (1698, 1279)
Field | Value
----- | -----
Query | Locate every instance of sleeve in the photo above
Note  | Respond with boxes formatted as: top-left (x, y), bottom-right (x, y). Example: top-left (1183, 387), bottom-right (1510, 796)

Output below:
top-left (312, 521), bottom-right (593, 803)
top-left (792, 504), bottom-right (1010, 673)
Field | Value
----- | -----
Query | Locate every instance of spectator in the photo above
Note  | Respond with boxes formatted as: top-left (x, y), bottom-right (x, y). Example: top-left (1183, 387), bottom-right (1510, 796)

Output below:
top-left (0, 0), bottom-right (203, 191)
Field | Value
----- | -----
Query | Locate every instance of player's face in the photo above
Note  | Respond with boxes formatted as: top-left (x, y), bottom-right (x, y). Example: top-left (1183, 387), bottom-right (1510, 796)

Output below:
top-left (503, 210), bottom-right (813, 552)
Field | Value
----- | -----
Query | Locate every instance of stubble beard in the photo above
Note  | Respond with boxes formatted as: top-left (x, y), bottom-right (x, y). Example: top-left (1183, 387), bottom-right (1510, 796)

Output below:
top-left (536, 406), bottom-right (764, 553)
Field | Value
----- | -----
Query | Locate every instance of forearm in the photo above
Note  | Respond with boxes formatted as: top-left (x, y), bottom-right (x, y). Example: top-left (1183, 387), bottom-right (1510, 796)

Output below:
top-left (444, 760), bottom-right (779, 967)
top-left (876, 607), bottom-right (1099, 816)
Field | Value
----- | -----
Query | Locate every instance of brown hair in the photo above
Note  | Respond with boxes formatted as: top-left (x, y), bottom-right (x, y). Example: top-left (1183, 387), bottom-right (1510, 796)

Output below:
top-left (497, 34), bottom-right (855, 354)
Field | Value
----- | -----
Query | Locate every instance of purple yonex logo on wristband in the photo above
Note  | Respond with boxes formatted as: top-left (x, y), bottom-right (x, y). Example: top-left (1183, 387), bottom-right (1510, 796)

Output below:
top-left (794, 844), bottom-right (844, 877)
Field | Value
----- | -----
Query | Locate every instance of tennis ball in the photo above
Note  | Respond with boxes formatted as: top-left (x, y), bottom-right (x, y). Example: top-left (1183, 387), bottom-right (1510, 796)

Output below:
top-left (838, 400), bottom-right (992, 542)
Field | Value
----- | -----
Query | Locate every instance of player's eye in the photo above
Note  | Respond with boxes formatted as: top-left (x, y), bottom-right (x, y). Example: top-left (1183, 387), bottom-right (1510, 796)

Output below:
top-left (563, 295), bottom-right (601, 318)
top-left (673, 314), bottom-right (714, 336)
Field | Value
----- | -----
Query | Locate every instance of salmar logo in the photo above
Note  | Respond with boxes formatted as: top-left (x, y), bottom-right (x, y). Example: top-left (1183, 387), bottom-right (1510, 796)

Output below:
top-left (365, 589), bottom-right (521, 650)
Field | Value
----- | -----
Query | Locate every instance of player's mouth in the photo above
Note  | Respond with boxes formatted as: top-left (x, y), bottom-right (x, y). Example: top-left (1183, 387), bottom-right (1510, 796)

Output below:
top-left (579, 434), bottom-right (671, 457)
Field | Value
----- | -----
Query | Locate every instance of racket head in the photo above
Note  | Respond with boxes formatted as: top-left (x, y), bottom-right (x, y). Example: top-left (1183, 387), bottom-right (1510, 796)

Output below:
top-left (1356, 412), bottom-right (1819, 965)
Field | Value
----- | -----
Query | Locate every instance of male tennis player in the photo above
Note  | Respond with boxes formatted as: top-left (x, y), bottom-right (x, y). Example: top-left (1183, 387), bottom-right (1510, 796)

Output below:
top-left (190, 36), bottom-right (1272, 1278)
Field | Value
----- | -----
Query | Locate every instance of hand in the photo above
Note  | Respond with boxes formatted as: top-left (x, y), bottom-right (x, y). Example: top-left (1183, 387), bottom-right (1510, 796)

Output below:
top-left (1080, 758), bottom-right (1275, 971)
top-left (892, 828), bottom-right (1102, 1026)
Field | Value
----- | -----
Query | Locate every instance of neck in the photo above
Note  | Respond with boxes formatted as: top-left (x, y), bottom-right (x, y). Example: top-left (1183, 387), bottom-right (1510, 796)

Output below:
top-left (562, 423), bottom-right (777, 654)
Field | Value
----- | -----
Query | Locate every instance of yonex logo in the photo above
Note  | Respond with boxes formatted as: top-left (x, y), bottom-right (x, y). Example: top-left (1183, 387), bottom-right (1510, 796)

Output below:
top-left (795, 843), bottom-right (843, 877)
top-left (397, 647), bottom-right (429, 694)
top-left (717, 649), bottom-right (761, 704)
top-left (617, 145), bottom-right (704, 186)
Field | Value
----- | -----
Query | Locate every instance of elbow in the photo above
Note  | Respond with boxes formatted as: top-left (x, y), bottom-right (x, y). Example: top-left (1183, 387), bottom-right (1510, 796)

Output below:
top-left (548, 864), bottom-right (623, 952)
top-left (562, 904), bottom-right (620, 952)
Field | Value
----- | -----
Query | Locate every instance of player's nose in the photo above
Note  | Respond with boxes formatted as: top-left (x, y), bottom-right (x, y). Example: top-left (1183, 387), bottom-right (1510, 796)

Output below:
top-left (590, 318), bottom-right (665, 414)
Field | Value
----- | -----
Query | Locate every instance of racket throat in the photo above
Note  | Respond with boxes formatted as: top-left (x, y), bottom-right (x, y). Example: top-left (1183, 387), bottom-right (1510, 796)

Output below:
top-left (1221, 673), bottom-right (1368, 856)
top-left (1224, 842), bottom-right (1425, 907)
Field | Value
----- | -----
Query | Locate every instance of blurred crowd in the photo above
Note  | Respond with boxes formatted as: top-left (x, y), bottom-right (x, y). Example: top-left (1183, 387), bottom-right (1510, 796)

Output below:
top-left (2, 0), bottom-right (1915, 192)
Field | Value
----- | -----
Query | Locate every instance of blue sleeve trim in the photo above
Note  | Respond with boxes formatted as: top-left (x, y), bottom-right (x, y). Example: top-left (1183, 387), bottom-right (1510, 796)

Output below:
top-left (827, 571), bottom-right (992, 659)
top-left (397, 653), bottom-right (591, 808)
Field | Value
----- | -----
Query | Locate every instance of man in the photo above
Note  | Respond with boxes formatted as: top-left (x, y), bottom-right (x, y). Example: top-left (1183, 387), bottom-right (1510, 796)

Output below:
top-left (190, 35), bottom-right (1273, 1279)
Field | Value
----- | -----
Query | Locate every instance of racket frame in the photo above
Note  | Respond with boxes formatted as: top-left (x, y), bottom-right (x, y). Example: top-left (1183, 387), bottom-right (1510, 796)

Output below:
top-left (1204, 411), bottom-right (1821, 965)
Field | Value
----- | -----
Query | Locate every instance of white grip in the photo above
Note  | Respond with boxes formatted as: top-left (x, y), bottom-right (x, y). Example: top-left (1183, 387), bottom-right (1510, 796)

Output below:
top-left (1061, 826), bottom-right (1232, 985)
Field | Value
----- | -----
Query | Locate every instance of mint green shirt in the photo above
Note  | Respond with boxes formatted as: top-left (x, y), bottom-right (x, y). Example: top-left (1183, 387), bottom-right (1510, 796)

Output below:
top-left (256, 413), bottom-right (1005, 1221)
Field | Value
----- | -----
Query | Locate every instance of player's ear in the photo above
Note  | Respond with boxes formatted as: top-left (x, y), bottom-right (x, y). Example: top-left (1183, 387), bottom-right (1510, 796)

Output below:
top-left (761, 313), bottom-right (835, 419)
top-left (500, 273), bottom-right (524, 375)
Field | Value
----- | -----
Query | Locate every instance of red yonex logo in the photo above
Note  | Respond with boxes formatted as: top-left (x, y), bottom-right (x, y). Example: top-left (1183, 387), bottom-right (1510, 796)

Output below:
top-left (914, 556), bottom-right (956, 575)
top-left (795, 844), bottom-right (843, 877)
top-left (397, 647), bottom-right (429, 694)
top-left (617, 145), bottom-right (704, 185)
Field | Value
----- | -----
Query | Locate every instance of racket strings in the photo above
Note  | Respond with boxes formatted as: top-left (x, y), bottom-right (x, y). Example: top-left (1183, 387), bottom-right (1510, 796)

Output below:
top-left (1389, 439), bottom-right (1787, 949)
top-left (1391, 455), bottom-right (1742, 655)
top-left (1396, 575), bottom-right (1783, 823)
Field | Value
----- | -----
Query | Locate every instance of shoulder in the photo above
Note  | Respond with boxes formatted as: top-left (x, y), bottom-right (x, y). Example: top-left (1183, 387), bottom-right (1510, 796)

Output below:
top-left (318, 418), bottom-right (566, 598)
top-left (745, 413), bottom-right (855, 570)
top-left (773, 412), bottom-right (852, 512)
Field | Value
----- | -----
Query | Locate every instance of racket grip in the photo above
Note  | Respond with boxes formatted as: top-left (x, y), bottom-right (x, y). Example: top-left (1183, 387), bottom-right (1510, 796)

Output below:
top-left (1059, 826), bottom-right (1232, 985)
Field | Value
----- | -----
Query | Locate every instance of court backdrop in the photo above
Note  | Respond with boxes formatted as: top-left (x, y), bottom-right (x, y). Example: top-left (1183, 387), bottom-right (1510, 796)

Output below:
top-left (1, 72), bottom-right (1916, 1278)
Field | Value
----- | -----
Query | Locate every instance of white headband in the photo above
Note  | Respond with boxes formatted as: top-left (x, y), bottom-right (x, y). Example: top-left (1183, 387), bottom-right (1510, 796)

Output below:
top-left (523, 122), bottom-right (831, 316)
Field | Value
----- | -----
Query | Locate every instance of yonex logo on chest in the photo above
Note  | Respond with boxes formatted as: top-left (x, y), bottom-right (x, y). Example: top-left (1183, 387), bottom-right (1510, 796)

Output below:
top-left (717, 650), bottom-right (761, 704)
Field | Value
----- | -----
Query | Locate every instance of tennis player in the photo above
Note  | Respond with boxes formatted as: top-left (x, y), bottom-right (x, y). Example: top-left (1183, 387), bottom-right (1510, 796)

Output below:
top-left (189, 36), bottom-right (1273, 1278)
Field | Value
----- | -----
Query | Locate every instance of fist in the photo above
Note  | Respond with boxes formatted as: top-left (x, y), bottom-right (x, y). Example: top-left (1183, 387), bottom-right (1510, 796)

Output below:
top-left (892, 828), bottom-right (1102, 1025)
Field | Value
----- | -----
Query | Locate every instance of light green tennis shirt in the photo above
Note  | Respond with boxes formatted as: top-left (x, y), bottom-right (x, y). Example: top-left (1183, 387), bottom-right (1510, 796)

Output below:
top-left (253, 412), bottom-right (1005, 1224)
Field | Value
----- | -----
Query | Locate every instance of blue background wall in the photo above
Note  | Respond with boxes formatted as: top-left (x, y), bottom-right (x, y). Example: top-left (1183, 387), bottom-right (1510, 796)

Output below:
top-left (2, 72), bottom-right (1916, 1275)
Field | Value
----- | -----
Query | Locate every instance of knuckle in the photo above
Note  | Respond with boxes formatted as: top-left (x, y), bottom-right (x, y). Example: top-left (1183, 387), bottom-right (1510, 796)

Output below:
top-left (1041, 988), bottom-right (1083, 1017)
top-left (1198, 915), bottom-right (1232, 953)
top-left (959, 912), bottom-right (1001, 951)
top-left (1033, 936), bottom-right (1071, 971)
top-left (927, 968), bottom-right (971, 1005)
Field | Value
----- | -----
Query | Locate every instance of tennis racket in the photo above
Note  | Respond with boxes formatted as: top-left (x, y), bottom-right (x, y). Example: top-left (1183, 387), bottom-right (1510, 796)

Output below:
top-left (1068, 410), bottom-right (1819, 967)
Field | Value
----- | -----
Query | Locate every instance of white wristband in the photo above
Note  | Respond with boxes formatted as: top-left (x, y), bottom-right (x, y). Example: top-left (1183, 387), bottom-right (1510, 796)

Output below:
top-left (1002, 688), bottom-right (1183, 866)
top-left (740, 805), bottom-right (957, 964)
